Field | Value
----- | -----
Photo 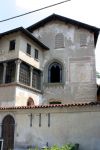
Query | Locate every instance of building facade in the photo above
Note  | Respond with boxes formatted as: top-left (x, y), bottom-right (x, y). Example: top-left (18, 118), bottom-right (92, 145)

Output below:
top-left (0, 14), bottom-right (99, 150)
top-left (29, 15), bottom-right (98, 104)
top-left (0, 27), bottom-right (49, 107)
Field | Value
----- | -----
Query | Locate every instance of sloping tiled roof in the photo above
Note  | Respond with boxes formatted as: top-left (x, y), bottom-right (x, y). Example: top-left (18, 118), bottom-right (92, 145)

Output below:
top-left (27, 14), bottom-right (100, 46)
top-left (0, 102), bottom-right (100, 110)
top-left (0, 27), bottom-right (49, 50)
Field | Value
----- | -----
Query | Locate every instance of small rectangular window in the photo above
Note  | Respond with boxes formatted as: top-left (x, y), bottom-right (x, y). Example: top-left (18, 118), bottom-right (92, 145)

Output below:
top-left (9, 40), bottom-right (16, 51)
top-left (35, 49), bottom-right (38, 59)
top-left (49, 101), bottom-right (61, 104)
top-left (26, 43), bottom-right (31, 55)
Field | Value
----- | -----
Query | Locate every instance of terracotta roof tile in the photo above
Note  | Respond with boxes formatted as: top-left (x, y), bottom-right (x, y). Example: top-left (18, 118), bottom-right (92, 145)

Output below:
top-left (0, 102), bottom-right (100, 110)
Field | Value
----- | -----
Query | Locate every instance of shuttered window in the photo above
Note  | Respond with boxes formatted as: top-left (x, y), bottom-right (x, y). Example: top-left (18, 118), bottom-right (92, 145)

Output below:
top-left (80, 33), bottom-right (87, 47)
top-left (55, 33), bottom-right (64, 49)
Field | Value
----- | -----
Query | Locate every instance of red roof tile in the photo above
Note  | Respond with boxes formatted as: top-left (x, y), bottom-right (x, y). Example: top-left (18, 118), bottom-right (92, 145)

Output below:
top-left (0, 102), bottom-right (100, 110)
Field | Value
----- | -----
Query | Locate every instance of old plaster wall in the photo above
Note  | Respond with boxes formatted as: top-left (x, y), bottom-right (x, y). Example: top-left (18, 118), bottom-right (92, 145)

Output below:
top-left (0, 84), bottom-right (43, 107)
top-left (18, 33), bottom-right (44, 69)
top-left (32, 20), bottom-right (97, 104)
top-left (0, 32), bottom-right (44, 70)
top-left (15, 86), bottom-right (43, 106)
top-left (0, 107), bottom-right (100, 150)
top-left (0, 33), bottom-right (19, 61)
top-left (0, 32), bottom-right (44, 107)
top-left (14, 108), bottom-right (100, 150)
top-left (0, 85), bottom-right (16, 107)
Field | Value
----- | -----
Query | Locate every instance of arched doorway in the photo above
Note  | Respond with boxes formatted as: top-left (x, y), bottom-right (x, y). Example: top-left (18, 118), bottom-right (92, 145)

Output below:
top-left (2, 115), bottom-right (15, 150)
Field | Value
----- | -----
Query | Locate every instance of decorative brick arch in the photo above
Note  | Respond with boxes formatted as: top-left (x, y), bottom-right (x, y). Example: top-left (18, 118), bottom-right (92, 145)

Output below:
top-left (27, 97), bottom-right (34, 106)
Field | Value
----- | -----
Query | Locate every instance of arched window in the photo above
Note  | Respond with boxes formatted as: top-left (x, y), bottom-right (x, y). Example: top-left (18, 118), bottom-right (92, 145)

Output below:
top-left (48, 62), bottom-right (62, 83)
top-left (27, 97), bottom-right (34, 106)
top-left (55, 33), bottom-right (64, 49)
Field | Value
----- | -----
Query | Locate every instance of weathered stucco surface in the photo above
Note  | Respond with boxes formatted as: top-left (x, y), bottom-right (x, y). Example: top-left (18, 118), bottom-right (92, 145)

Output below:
top-left (0, 106), bottom-right (100, 150)
top-left (0, 16), bottom-right (99, 150)
top-left (32, 20), bottom-right (97, 104)
top-left (0, 20), bottom-right (97, 105)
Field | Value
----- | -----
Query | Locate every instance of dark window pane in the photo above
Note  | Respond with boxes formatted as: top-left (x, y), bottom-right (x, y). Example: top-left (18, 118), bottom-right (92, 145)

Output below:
top-left (48, 62), bottom-right (62, 83)
top-left (35, 49), bottom-right (38, 59)
top-left (26, 43), bottom-right (31, 55)
top-left (9, 40), bottom-right (15, 51)
top-left (0, 64), bottom-right (3, 84)
top-left (5, 62), bottom-right (15, 83)
top-left (49, 101), bottom-right (61, 104)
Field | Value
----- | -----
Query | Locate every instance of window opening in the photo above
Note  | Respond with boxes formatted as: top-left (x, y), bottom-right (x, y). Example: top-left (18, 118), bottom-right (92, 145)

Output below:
top-left (19, 63), bottom-right (30, 86)
top-left (49, 101), bottom-right (61, 104)
top-left (9, 40), bottom-right (16, 51)
top-left (0, 64), bottom-right (3, 84)
top-left (26, 43), bottom-right (31, 55)
top-left (5, 62), bottom-right (15, 83)
top-left (35, 49), bottom-right (38, 59)
top-left (48, 62), bottom-right (62, 83)
top-left (32, 69), bottom-right (41, 90)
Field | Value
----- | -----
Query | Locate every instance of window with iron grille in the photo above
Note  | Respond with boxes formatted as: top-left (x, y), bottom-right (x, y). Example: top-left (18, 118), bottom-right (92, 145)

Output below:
top-left (32, 69), bottom-right (41, 90)
top-left (5, 62), bottom-right (15, 83)
top-left (19, 63), bottom-right (30, 86)
top-left (26, 43), bottom-right (31, 55)
top-left (9, 40), bottom-right (16, 51)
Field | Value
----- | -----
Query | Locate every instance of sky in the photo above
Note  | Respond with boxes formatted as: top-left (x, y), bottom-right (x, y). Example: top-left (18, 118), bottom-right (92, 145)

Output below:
top-left (0, 0), bottom-right (100, 75)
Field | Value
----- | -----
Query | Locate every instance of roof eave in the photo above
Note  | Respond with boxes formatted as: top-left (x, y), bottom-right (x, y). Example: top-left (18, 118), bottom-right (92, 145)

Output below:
top-left (27, 14), bottom-right (100, 33)
top-left (0, 27), bottom-right (49, 50)
top-left (0, 101), bottom-right (100, 111)
top-left (27, 14), bottom-right (100, 46)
